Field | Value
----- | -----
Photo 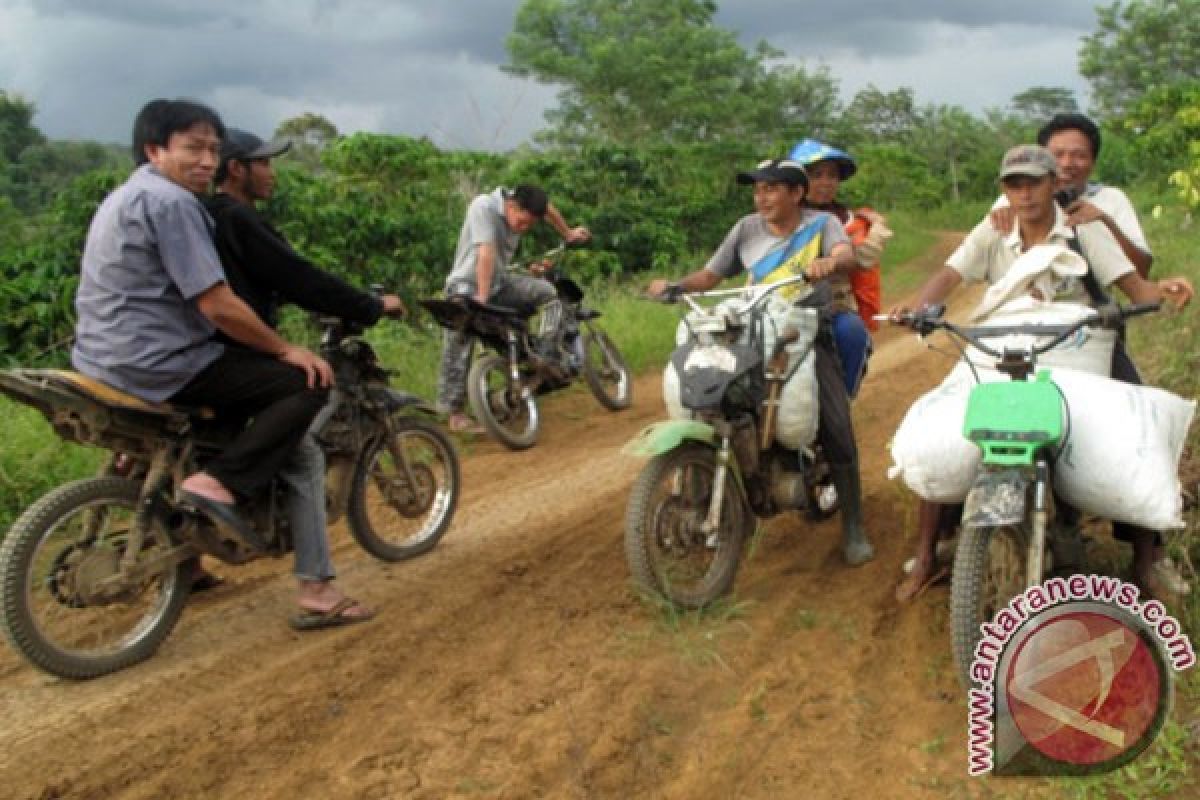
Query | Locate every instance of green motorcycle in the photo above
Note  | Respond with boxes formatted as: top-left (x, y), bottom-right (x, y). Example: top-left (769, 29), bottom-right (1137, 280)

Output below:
top-left (893, 302), bottom-right (1160, 687)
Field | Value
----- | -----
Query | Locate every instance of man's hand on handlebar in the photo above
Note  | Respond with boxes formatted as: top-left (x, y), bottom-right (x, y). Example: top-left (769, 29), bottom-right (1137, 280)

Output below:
top-left (278, 344), bottom-right (335, 389)
top-left (381, 294), bottom-right (407, 318)
top-left (564, 226), bottom-right (591, 245)
top-left (1157, 277), bottom-right (1195, 309)
top-left (805, 256), bottom-right (839, 281)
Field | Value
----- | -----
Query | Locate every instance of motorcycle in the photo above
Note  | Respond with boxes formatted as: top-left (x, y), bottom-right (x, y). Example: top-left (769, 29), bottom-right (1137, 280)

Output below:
top-left (421, 244), bottom-right (632, 450)
top-left (623, 275), bottom-right (838, 609)
top-left (0, 310), bottom-right (461, 679)
top-left (889, 302), bottom-right (1160, 687)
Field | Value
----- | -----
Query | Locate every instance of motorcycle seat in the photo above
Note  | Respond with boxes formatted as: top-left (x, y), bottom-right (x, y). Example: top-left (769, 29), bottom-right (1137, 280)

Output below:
top-left (577, 309), bottom-right (601, 321)
top-left (30, 370), bottom-right (215, 419)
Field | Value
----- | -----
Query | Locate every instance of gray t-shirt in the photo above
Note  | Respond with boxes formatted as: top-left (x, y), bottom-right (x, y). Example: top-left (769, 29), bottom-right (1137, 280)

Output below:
top-left (704, 209), bottom-right (853, 309)
top-left (71, 164), bottom-right (227, 402)
top-left (704, 209), bottom-right (848, 279)
top-left (444, 187), bottom-right (521, 296)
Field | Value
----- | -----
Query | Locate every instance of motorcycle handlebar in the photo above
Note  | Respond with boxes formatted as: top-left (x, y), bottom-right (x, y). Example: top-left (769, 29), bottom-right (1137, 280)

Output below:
top-left (880, 301), bottom-right (1161, 358)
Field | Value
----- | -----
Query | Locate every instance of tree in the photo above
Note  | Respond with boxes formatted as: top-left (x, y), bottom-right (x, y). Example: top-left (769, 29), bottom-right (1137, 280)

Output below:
top-left (1079, 0), bottom-right (1200, 118)
top-left (835, 86), bottom-right (920, 147)
top-left (505, 0), bottom-right (837, 149)
top-left (0, 90), bottom-right (44, 164)
top-left (1010, 87), bottom-right (1079, 124)
top-left (275, 113), bottom-right (340, 168)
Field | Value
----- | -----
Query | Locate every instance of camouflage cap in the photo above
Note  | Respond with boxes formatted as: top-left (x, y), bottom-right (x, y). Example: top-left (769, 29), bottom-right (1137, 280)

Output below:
top-left (998, 144), bottom-right (1057, 181)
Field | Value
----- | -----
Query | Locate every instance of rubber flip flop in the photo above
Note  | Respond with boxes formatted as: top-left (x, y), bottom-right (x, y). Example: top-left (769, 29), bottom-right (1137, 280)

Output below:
top-left (191, 571), bottom-right (226, 592)
top-left (288, 598), bottom-right (376, 631)
top-left (178, 490), bottom-right (266, 552)
top-left (894, 565), bottom-right (950, 604)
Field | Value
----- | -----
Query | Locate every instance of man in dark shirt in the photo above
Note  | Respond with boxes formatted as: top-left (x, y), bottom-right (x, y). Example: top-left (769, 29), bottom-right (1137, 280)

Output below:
top-left (203, 128), bottom-right (404, 628)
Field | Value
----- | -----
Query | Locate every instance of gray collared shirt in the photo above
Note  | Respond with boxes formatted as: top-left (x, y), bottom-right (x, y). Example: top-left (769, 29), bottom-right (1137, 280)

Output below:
top-left (71, 164), bottom-right (227, 402)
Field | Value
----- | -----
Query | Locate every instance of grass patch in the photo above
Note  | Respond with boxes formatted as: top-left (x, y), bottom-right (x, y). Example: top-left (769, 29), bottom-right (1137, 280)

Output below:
top-left (0, 399), bottom-right (105, 533)
top-left (627, 586), bottom-right (755, 670)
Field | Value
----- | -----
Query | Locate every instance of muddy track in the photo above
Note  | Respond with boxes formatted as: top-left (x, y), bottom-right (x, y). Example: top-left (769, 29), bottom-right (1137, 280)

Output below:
top-left (1, 233), bottom-right (1055, 799)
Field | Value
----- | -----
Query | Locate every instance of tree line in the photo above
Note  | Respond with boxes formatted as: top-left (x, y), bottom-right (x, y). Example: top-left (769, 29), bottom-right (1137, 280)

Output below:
top-left (1, 0), bottom-right (1198, 366)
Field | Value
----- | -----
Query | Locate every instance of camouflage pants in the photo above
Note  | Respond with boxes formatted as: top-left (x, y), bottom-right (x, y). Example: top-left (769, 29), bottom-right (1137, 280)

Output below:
top-left (435, 275), bottom-right (556, 414)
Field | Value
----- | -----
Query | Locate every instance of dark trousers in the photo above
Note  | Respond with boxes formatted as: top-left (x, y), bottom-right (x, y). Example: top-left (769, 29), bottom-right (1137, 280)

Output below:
top-left (171, 346), bottom-right (329, 499)
top-left (815, 336), bottom-right (858, 467)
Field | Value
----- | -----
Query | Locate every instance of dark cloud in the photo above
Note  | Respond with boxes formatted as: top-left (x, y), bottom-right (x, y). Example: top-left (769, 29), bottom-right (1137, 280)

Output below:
top-left (1, 1), bottom-right (1102, 151)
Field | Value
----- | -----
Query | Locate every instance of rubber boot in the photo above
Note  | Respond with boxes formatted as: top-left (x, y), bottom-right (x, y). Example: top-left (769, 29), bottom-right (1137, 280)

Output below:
top-left (831, 463), bottom-right (874, 566)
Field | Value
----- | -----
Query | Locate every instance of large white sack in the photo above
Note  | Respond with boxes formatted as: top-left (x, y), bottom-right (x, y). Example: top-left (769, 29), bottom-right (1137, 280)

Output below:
top-left (889, 363), bottom-right (1195, 530)
top-left (661, 298), bottom-right (820, 449)
top-left (888, 364), bottom-right (983, 503)
top-left (764, 300), bottom-right (820, 450)
top-left (965, 298), bottom-right (1116, 377)
top-left (1052, 368), bottom-right (1195, 531)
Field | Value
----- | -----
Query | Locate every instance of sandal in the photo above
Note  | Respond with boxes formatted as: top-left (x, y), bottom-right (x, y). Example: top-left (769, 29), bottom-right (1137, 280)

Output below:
top-left (895, 565), bottom-right (950, 604)
top-left (288, 597), bottom-right (376, 631)
top-left (447, 413), bottom-right (485, 435)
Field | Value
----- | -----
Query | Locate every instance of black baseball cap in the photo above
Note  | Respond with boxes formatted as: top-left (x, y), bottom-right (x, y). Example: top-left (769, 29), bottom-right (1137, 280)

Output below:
top-left (220, 128), bottom-right (291, 163)
top-left (736, 158), bottom-right (809, 188)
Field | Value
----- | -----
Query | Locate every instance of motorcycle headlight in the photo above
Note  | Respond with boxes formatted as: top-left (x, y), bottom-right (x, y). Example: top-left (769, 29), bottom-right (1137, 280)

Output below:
top-left (683, 345), bottom-right (737, 374)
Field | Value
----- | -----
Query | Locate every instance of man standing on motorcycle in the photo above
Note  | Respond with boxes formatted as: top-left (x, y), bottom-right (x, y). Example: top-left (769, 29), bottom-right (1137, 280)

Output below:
top-left (646, 158), bottom-right (876, 566)
top-left (202, 127), bottom-right (406, 628)
top-left (73, 99), bottom-right (333, 566)
top-left (891, 144), bottom-right (1194, 602)
top-left (436, 185), bottom-right (590, 433)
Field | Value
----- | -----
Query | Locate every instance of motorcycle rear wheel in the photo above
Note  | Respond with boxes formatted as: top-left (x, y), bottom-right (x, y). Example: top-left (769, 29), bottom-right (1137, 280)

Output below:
top-left (582, 330), bottom-right (632, 411)
top-left (624, 442), bottom-right (750, 609)
top-left (348, 417), bottom-right (461, 561)
top-left (0, 477), bottom-right (190, 679)
top-left (467, 353), bottom-right (540, 450)
top-left (950, 522), bottom-right (1029, 688)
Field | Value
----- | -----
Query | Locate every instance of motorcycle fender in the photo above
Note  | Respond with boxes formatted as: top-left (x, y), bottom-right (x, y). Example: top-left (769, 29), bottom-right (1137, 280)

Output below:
top-left (375, 387), bottom-right (438, 416)
top-left (622, 419), bottom-right (715, 458)
top-left (962, 469), bottom-right (1027, 528)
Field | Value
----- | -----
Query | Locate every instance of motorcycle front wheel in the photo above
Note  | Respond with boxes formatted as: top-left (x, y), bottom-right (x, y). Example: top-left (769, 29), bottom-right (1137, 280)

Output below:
top-left (950, 522), bottom-right (1029, 688)
top-left (348, 417), bottom-right (461, 561)
top-left (0, 477), bottom-right (190, 679)
top-left (624, 442), bottom-right (751, 609)
top-left (467, 353), bottom-right (540, 450)
top-left (582, 329), bottom-right (632, 411)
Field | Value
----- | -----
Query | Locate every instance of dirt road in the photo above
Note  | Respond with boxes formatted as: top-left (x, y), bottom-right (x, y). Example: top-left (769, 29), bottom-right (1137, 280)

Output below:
top-left (2, 235), bottom-right (1040, 799)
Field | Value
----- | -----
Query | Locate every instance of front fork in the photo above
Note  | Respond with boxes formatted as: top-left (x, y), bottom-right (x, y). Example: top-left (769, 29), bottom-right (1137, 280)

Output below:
top-left (702, 423), bottom-right (735, 535)
top-left (1027, 460), bottom-right (1051, 588)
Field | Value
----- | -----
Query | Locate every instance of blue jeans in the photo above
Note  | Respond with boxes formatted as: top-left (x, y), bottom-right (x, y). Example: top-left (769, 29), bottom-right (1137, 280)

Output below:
top-left (279, 431), bottom-right (335, 582)
top-left (832, 312), bottom-right (871, 398)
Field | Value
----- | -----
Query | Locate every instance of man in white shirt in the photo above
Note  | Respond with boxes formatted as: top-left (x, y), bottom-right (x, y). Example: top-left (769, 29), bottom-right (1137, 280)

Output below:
top-left (893, 144), bottom-right (1193, 603)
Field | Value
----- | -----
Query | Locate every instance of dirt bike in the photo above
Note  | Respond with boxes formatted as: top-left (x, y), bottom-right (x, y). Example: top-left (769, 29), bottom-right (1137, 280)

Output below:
top-left (623, 275), bottom-right (839, 609)
top-left (889, 302), bottom-right (1160, 687)
top-left (0, 311), bottom-right (461, 679)
top-left (421, 244), bottom-right (632, 450)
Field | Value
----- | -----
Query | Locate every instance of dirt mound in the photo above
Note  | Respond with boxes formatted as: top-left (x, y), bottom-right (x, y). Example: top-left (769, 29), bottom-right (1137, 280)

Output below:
top-left (1, 233), bottom-right (1054, 799)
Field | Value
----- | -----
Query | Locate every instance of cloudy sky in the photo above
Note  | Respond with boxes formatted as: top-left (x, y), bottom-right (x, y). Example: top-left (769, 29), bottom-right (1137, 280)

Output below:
top-left (1, 0), bottom-right (1102, 151)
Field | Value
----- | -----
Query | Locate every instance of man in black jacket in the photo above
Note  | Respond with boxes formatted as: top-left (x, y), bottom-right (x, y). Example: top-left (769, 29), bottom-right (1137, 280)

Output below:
top-left (204, 128), bottom-right (404, 629)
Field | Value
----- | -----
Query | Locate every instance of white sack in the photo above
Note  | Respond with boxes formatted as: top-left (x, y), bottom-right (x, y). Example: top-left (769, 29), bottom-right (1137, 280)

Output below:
top-left (661, 298), bottom-right (820, 450)
top-left (965, 298), bottom-right (1116, 377)
top-left (889, 364), bottom-right (1195, 530)
top-left (1051, 368), bottom-right (1195, 531)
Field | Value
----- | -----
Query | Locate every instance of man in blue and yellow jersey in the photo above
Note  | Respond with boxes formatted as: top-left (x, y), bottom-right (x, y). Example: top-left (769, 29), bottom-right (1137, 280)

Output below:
top-left (646, 158), bottom-right (874, 567)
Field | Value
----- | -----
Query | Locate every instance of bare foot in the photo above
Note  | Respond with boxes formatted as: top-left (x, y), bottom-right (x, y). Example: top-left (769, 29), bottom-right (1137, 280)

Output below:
top-left (179, 472), bottom-right (234, 505)
top-left (297, 580), bottom-right (374, 619)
